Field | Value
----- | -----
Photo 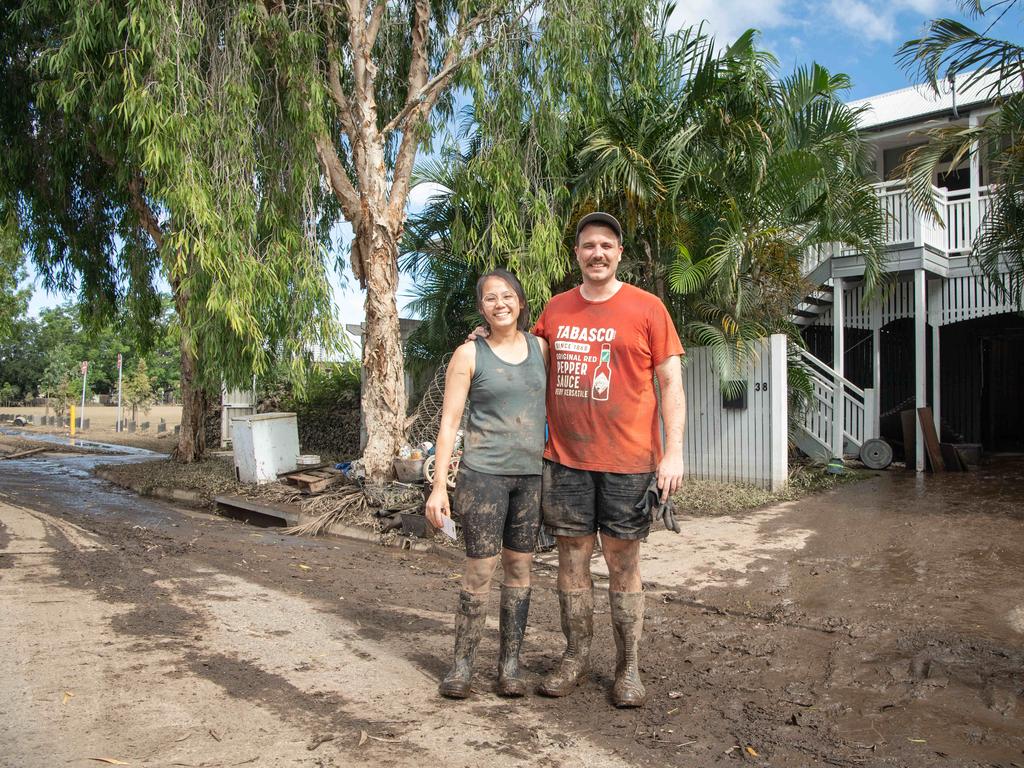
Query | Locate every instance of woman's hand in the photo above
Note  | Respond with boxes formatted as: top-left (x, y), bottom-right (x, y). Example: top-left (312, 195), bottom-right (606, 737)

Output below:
top-left (425, 487), bottom-right (451, 529)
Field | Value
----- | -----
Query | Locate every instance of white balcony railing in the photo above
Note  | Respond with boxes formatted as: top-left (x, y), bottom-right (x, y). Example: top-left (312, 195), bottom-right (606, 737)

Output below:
top-left (802, 181), bottom-right (992, 275)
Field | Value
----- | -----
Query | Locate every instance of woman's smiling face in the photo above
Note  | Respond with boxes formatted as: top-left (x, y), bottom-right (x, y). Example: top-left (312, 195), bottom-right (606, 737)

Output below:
top-left (479, 276), bottom-right (523, 330)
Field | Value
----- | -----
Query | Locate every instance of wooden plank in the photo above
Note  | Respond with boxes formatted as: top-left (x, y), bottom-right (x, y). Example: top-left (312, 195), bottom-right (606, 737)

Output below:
top-left (953, 444), bottom-right (971, 472)
top-left (296, 474), bottom-right (344, 495)
top-left (278, 463), bottom-right (330, 479)
top-left (900, 409), bottom-right (917, 469)
top-left (213, 494), bottom-right (303, 525)
top-left (1, 446), bottom-right (48, 460)
top-left (939, 443), bottom-right (965, 472)
top-left (917, 407), bottom-right (944, 473)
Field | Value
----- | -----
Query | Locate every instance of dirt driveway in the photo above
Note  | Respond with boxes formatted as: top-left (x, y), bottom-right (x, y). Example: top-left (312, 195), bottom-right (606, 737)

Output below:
top-left (1, 451), bottom-right (1022, 767)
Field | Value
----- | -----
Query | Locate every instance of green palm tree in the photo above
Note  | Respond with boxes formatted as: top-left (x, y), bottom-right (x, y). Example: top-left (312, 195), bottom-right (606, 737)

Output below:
top-left (578, 29), bottom-right (885, 386)
top-left (399, 149), bottom-right (483, 379)
top-left (897, 0), bottom-right (1024, 306)
top-left (401, 21), bottom-right (887, 398)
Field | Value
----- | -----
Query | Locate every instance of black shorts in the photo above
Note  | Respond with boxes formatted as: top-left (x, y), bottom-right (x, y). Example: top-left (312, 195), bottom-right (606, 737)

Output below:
top-left (454, 465), bottom-right (542, 559)
top-left (542, 460), bottom-right (654, 541)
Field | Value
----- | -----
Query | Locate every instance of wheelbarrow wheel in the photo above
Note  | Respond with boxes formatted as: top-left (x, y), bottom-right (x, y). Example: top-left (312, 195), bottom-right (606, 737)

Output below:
top-left (423, 454), bottom-right (459, 489)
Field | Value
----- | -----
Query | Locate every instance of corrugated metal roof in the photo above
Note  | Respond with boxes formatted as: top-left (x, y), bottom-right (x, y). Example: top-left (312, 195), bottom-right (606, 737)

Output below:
top-left (850, 71), bottom-right (1011, 131)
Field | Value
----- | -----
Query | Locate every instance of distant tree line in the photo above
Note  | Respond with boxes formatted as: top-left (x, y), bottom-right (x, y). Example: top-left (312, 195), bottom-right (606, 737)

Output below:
top-left (0, 297), bottom-right (180, 405)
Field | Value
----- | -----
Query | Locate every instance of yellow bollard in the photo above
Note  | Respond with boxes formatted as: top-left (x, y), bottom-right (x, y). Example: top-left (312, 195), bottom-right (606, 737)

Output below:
top-left (70, 405), bottom-right (76, 437)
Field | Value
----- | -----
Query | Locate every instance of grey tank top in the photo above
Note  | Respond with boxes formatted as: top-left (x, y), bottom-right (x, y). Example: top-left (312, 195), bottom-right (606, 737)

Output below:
top-left (462, 333), bottom-right (547, 476)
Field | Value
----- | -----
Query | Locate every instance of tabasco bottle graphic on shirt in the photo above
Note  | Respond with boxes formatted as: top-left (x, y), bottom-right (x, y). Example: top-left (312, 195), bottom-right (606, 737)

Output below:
top-left (592, 343), bottom-right (612, 400)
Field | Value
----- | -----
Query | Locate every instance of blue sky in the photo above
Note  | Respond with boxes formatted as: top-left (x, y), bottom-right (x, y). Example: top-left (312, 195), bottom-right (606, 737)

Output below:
top-left (674, 0), bottom-right (1024, 100)
top-left (26, 0), bottom-right (1024, 333)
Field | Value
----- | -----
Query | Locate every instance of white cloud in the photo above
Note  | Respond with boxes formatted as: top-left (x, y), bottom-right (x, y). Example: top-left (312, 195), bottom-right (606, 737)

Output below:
top-left (824, 0), bottom-right (956, 46)
top-left (830, 0), bottom-right (898, 43)
top-left (406, 181), bottom-right (451, 212)
top-left (667, 0), bottom-right (793, 46)
top-left (897, 0), bottom-right (951, 14)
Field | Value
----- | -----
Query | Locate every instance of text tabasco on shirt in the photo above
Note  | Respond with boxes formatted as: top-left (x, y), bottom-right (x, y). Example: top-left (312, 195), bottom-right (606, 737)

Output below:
top-left (533, 283), bottom-right (684, 474)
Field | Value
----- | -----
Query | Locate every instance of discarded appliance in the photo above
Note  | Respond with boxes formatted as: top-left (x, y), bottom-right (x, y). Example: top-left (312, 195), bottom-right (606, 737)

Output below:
top-left (232, 412), bottom-right (300, 484)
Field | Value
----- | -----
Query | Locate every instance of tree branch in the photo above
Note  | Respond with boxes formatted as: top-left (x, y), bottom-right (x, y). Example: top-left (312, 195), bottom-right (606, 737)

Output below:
top-left (346, 0), bottom-right (369, 103)
top-left (327, 43), bottom-right (358, 139)
top-left (381, 0), bottom-right (535, 137)
top-left (315, 135), bottom-right (361, 221)
top-left (127, 176), bottom-right (165, 249)
top-left (365, 0), bottom-right (387, 53)
top-left (386, 16), bottom-right (524, 222)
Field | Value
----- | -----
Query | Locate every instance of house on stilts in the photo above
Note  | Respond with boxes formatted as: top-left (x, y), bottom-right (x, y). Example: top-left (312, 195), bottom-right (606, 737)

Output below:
top-left (793, 75), bottom-right (1024, 471)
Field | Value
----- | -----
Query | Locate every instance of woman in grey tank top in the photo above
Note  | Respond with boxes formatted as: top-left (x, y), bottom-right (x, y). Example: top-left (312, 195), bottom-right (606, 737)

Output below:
top-left (425, 268), bottom-right (548, 699)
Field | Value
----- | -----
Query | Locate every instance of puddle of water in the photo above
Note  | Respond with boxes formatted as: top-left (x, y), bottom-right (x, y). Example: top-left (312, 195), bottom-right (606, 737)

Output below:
top-left (0, 427), bottom-right (159, 457)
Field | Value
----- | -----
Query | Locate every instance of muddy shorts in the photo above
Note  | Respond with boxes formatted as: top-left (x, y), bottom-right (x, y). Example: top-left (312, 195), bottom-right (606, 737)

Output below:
top-left (542, 460), bottom-right (654, 541)
top-left (454, 465), bottom-right (542, 559)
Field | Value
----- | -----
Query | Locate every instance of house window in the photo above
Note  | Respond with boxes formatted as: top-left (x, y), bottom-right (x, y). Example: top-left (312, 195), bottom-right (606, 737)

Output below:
top-left (883, 144), bottom-right (927, 180)
top-left (938, 166), bottom-right (970, 191)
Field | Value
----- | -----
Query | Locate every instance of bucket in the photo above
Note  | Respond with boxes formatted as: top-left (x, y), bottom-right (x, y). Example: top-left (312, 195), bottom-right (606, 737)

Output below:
top-left (393, 458), bottom-right (425, 483)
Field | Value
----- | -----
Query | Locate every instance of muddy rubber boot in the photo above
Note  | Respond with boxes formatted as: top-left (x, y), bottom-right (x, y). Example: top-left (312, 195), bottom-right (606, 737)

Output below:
top-left (496, 586), bottom-right (531, 697)
top-left (610, 590), bottom-right (646, 708)
top-left (439, 591), bottom-right (487, 699)
top-left (538, 587), bottom-right (593, 697)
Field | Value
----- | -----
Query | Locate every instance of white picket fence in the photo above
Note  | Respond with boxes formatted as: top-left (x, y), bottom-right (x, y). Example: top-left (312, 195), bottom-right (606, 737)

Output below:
top-left (682, 334), bottom-right (788, 490)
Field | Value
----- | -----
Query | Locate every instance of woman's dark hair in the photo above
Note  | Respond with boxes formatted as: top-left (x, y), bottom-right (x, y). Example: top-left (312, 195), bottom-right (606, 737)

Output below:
top-left (475, 268), bottom-right (531, 331)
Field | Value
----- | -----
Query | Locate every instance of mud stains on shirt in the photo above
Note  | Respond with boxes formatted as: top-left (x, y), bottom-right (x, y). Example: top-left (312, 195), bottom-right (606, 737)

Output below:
top-left (461, 333), bottom-right (546, 477)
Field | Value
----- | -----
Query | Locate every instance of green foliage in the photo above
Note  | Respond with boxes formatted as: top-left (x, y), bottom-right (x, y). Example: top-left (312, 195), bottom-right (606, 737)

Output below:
top-left (0, 298), bottom-right (180, 401)
top-left (401, 20), bottom-right (885, 392)
top-left (272, 360), bottom-right (361, 408)
top-left (4, 0), bottom-right (342, 399)
top-left (0, 214), bottom-right (30, 340)
top-left (38, 345), bottom-right (80, 415)
top-left (898, 0), bottom-right (1024, 307)
top-left (122, 358), bottom-right (157, 420)
top-left (0, 0), bottom-right (161, 332)
top-left (584, 32), bottom-right (885, 350)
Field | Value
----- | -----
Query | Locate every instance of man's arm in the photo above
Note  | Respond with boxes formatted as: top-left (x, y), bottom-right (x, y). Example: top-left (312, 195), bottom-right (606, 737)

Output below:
top-left (654, 355), bottom-right (685, 502)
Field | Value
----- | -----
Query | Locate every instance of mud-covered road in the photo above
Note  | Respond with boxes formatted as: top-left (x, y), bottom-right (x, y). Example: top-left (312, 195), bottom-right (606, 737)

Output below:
top-left (1, 446), bottom-right (1023, 767)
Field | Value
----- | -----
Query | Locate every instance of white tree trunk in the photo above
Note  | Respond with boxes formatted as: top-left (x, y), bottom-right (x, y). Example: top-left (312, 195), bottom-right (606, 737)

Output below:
top-left (358, 221), bottom-right (406, 483)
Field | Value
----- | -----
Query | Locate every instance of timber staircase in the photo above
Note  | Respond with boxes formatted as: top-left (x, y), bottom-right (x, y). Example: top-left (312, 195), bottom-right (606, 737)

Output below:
top-left (790, 250), bottom-right (877, 461)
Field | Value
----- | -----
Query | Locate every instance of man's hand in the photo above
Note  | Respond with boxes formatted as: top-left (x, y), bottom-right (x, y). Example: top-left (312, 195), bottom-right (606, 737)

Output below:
top-left (656, 452), bottom-right (684, 503)
top-left (465, 325), bottom-right (489, 343)
top-left (635, 475), bottom-right (681, 534)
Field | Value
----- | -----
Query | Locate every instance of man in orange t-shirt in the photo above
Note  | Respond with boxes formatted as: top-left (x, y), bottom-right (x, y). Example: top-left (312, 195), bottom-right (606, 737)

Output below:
top-left (532, 212), bottom-right (685, 708)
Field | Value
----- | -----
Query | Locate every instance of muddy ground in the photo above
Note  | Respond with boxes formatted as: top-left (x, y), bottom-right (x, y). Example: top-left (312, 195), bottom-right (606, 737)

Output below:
top-left (1, 448), bottom-right (1022, 767)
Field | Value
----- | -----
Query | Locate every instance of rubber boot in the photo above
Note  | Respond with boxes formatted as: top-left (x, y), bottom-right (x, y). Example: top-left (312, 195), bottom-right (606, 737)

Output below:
top-left (497, 586), bottom-right (531, 697)
top-left (439, 591), bottom-right (487, 699)
top-left (609, 590), bottom-right (646, 708)
top-left (538, 587), bottom-right (593, 697)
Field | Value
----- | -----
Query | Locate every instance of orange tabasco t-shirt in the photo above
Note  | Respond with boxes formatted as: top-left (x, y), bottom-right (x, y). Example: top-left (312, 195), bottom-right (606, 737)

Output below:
top-left (533, 283), bottom-right (684, 473)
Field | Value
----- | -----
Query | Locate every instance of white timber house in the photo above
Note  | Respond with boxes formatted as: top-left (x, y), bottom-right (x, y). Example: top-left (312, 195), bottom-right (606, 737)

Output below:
top-left (793, 75), bottom-right (1023, 471)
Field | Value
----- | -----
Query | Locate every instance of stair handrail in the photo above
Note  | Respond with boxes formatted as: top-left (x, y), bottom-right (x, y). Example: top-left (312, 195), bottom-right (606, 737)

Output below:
top-left (796, 348), bottom-right (866, 399)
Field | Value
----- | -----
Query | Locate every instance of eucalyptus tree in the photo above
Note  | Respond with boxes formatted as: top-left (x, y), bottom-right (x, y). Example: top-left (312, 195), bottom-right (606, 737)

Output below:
top-left (0, 217), bottom-right (29, 340)
top-left (898, 0), bottom-right (1024, 306)
top-left (3, 0), bottom-right (340, 460)
top-left (304, 0), bottom-right (657, 480)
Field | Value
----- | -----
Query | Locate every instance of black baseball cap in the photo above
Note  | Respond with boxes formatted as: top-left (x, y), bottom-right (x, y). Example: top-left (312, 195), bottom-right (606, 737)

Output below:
top-left (575, 211), bottom-right (622, 243)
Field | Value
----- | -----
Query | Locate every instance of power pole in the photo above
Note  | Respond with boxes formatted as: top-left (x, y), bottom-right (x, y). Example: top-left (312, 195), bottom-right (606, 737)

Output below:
top-left (79, 361), bottom-right (88, 431)
top-left (116, 353), bottom-right (124, 432)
